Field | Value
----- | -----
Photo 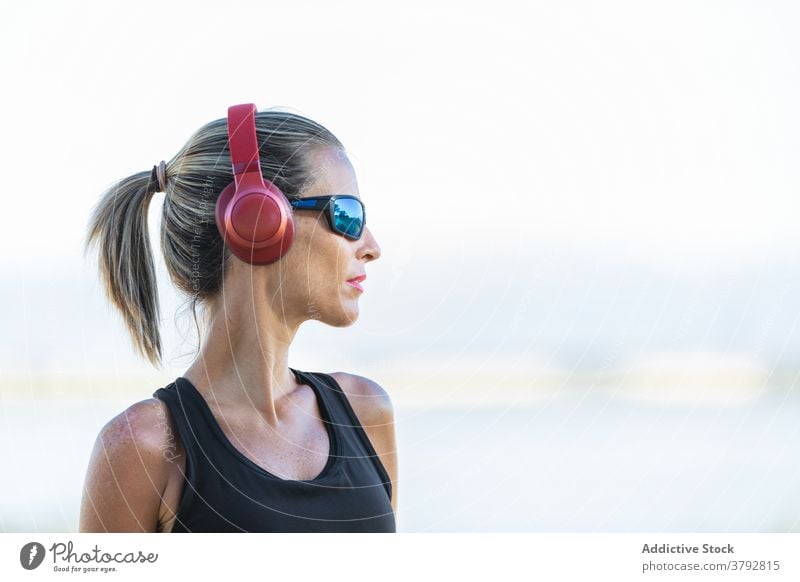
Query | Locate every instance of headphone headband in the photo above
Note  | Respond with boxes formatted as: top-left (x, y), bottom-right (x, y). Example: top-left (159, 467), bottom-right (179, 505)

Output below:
top-left (227, 103), bottom-right (261, 179)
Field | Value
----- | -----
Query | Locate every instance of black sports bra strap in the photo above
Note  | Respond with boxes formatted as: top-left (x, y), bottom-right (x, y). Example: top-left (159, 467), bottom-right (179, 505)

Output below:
top-left (152, 383), bottom-right (203, 478)
top-left (307, 372), bottom-right (393, 500)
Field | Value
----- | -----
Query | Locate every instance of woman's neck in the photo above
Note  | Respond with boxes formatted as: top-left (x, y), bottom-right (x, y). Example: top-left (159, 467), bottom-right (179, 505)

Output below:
top-left (182, 278), bottom-right (304, 427)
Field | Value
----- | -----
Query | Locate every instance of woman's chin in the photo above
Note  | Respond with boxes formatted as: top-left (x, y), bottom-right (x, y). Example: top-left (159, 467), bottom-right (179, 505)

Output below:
top-left (312, 303), bottom-right (359, 328)
top-left (341, 307), bottom-right (360, 327)
top-left (335, 303), bottom-right (360, 327)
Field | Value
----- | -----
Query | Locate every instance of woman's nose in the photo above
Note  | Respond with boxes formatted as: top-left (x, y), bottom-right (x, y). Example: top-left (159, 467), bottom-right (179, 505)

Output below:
top-left (358, 226), bottom-right (381, 262)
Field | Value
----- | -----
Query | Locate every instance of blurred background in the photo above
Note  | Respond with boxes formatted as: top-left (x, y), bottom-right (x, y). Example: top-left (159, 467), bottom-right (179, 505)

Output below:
top-left (1, 0), bottom-right (799, 532)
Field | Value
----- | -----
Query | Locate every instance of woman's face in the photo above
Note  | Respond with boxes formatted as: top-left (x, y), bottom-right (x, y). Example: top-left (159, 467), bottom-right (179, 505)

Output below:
top-left (279, 146), bottom-right (381, 327)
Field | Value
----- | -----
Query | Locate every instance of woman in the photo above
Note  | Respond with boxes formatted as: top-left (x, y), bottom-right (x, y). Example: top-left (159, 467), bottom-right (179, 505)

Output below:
top-left (79, 104), bottom-right (396, 533)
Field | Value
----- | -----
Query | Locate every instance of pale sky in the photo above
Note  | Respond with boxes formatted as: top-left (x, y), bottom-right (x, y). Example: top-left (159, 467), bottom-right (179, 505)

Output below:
top-left (1, 0), bottom-right (798, 273)
top-left (1, 1), bottom-right (799, 379)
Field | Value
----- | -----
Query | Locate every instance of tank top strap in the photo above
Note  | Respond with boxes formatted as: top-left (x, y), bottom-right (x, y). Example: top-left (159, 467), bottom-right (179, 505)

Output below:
top-left (152, 380), bottom-right (198, 457)
top-left (294, 370), bottom-right (359, 433)
top-left (292, 369), bottom-right (346, 420)
top-left (298, 370), bottom-right (393, 500)
top-left (151, 379), bottom-right (214, 525)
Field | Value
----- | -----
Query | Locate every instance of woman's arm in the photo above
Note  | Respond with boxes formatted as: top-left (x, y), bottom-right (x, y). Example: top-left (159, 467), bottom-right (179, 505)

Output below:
top-left (79, 399), bottom-right (175, 532)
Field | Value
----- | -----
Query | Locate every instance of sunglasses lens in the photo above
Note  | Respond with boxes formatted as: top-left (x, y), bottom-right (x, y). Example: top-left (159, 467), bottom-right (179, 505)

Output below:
top-left (333, 198), bottom-right (364, 238)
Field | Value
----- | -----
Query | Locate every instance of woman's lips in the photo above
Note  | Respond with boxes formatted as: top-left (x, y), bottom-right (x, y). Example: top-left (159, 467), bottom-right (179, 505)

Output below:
top-left (346, 275), bottom-right (366, 293)
top-left (346, 281), bottom-right (364, 292)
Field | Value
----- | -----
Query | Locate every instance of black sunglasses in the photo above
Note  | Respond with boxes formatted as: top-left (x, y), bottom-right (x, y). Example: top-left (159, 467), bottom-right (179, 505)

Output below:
top-left (289, 195), bottom-right (366, 240)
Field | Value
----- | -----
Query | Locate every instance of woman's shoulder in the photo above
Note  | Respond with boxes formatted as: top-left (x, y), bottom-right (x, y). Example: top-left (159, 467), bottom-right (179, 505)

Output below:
top-left (80, 397), bottom-right (183, 532)
top-left (92, 396), bottom-right (182, 468)
top-left (324, 371), bottom-right (394, 423)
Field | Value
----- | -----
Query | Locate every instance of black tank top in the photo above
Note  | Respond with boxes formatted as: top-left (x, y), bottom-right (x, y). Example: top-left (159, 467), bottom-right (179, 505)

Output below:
top-left (152, 368), bottom-right (395, 532)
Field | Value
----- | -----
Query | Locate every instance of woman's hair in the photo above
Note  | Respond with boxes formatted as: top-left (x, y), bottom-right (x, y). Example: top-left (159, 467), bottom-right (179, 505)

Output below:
top-left (84, 108), bottom-right (344, 368)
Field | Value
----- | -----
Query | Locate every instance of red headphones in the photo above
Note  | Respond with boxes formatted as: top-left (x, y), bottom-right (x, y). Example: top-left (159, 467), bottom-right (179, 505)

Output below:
top-left (215, 103), bottom-right (295, 265)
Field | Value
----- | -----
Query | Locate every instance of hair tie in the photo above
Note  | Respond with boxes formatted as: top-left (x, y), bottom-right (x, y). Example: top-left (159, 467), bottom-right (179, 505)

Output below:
top-left (151, 160), bottom-right (167, 192)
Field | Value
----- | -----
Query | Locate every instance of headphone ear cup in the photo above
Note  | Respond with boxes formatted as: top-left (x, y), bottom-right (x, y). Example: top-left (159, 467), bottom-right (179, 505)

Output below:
top-left (216, 102), bottom-right (295, 265)
top-left (215, 179), bottom-right (295, 265)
